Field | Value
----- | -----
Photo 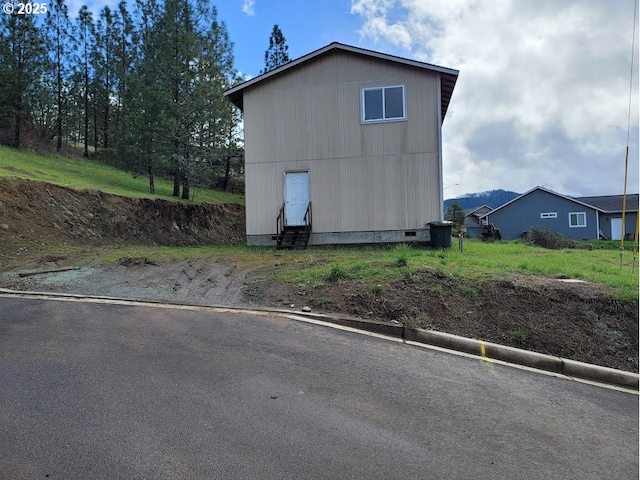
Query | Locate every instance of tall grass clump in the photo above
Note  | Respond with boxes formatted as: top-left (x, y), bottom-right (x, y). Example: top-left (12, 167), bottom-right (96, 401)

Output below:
top-left (394, 244), bottom-right (412, 267)
top-left (328, 263), bottom-right (350, 282)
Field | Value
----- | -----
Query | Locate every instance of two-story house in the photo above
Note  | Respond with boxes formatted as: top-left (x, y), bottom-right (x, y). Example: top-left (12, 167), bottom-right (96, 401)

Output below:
top-left (224, 42), bottom-right (458, 247)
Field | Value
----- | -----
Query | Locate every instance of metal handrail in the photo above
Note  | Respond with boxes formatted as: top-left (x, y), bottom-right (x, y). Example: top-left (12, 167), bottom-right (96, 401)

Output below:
top-left (303, 202), bottom-right (312, 247)
top-left (276, 202), bottom-right (312, 248)
top-left (276, 202), bottom-right (285, 245)
top-left (303, 201), bottom-right (312, 230)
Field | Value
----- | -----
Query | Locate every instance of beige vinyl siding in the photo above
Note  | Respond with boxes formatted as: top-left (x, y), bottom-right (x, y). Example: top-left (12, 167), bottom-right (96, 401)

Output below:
top-left (245, 154), bottom-right (440, 235)
top-left (337, 83), bottom-right (361, 155)
top-left (243, 50), bottom-right (443, 236)
top-left (306, 84), bottom-right (339, 160)
top-left (274, 87), bottom-right (307, 161)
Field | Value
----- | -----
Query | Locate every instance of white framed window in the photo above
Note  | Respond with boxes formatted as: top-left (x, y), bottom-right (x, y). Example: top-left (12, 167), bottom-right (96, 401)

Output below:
top-left (540, 212), bottom-right (557, 219)
top-left (361, 85), bottom-right (406, 123)
top-left (569, 212), bottom-right (586, 228)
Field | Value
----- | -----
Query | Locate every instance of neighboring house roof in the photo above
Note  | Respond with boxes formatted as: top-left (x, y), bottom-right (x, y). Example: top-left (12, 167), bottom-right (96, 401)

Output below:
top-left (224, 42), bottom-right (459, 122)
top-left (479, 186), bottom-right (605, 218)
top-left (575, 194), bottom-right (639, 213)
top-left (465, 205), bottom-right (492, 217)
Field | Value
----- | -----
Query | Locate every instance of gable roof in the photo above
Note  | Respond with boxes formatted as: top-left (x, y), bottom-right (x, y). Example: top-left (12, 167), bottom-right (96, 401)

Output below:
top-left (224, 42), bottom-right (459, 122)
top-left (465, 205), bottom-right (492, 216)
top-left (575, 194), bottom-right (639, 213)
top-left (479, 186), bottom-right (604, 218)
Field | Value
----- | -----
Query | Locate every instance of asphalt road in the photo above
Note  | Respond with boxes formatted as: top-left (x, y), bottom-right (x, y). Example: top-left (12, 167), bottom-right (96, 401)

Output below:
top-left (0, 296), bottom-right (637, 479)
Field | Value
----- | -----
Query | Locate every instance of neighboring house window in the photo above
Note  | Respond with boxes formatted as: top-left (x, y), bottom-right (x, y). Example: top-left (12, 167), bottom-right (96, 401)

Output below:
top-left (540, 212), bottom-right (557, 219)
top-left (569, 212), bottom-right (586, 227)
top-left (362, 85), bottom-right (406, 123)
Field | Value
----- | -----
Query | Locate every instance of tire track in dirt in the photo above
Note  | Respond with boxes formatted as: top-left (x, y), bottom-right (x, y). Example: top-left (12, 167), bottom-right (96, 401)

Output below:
top-left (0, 257), bottom-right (248, 307)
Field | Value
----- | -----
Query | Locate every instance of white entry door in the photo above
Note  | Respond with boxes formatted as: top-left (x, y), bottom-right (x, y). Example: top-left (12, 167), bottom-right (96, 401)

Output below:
top-left (284, 171), bottom-right (310, 226)
top-left (611, 217), bottom-right (623, 240)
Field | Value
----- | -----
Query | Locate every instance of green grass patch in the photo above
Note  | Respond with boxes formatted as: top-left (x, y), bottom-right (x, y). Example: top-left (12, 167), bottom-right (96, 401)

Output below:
top-left (394, 244), bottom-right (411, 267)
top-left (276, 241), bottom-right (639, 300)
top-left (45, 239), bottom-right (640, 302)
top-left (328, 263), bottom-right (350, 282)
top-left (0, 145), bottom-right (244, 205)
top-left (460, 285), bottom-right (479, 299)
top-left (315, 297), bottom-right (329, 307)
top-left (509, 329), bottom-right (526, 341)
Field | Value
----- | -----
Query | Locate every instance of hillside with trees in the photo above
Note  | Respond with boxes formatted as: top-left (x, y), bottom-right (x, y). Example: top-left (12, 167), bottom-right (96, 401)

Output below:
top-left (444, 189), bottom-right (520, 211)
top-left (0, 0), bottom-right (244, 198)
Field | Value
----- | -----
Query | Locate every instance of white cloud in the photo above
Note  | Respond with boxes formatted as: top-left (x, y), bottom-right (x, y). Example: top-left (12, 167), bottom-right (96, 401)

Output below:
top-left (350, 0), bottom-right (413, 48)
top-left (351, 0), bottom-right (639, 197)
top-left (242, 0), bottom-right (256, 16)
top-left (65, 0), bottom-right (120, 19)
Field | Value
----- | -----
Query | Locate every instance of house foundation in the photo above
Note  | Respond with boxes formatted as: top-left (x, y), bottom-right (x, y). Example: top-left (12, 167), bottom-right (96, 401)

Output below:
top-left (251, 228), bottom-right (432, 246)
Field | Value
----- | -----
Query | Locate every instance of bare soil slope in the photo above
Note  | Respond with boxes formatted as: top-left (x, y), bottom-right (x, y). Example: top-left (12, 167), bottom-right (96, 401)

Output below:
top-left (0, 176), bottom-right (245, 257)
top-left (245, 270), bottom-right (638, 372)
top-left (0, 177), bottom-right (637, 372)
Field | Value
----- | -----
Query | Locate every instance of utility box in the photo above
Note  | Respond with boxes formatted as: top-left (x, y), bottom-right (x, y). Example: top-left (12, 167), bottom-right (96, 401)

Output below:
top-left (429, 221), bottom-right (453, 249)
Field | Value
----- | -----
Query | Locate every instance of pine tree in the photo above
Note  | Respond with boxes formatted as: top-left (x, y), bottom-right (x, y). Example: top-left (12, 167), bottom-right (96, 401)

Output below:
top-left (196, 8), bottom-right (241, 193)
top-left (151, 0), bottom-right (238, 199)
top-left (219, 72), bottom-right (244, 192)
top-left (0, 12), bottom-right (47, 148)
top-left (100, 0), bottom-right (241, 199)
top-left (76, 5), bottom-right (93, 157)
top-left (93, 6), bottom-right (116, 149)
top-left (261, 24), bottom-right (289, 74)
top-left (117, 0), bottom-right (169, 193)
top-left (159, 0), bottom-right (195, 198)
top-left (112, 1), bottom-right (135, 140)
top-left (44, 0), bottom-right (75, 151)
top-left (445, 201), bottom-right (466, 229)
top-left (106, 0), bottom-right (138, 170)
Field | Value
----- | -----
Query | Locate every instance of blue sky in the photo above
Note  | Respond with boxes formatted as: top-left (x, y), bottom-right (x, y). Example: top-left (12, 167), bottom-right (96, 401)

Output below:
top-left (75, 0), bottom-right (639, 198)
top-left (216, 0), bottom-right (364, 77)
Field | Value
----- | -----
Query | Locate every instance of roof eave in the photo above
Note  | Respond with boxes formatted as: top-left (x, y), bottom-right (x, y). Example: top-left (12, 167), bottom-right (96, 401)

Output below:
top-left (482, 186), bottom-right (606, 218)
top-left (223, 42), bottom-right (459, 119)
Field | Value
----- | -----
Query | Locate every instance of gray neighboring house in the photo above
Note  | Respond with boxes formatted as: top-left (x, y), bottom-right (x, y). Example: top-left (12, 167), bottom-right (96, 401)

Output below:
top-left (575, 194), bottom-right (639, 240)
top-left (224, 42), bottom-right (459, 246)
top-left (481, 187), bottom-right (602, 240)
top-left (464, 205), bottom-right (491, 238)
top-left (480, 186), bottom-right (639, 240)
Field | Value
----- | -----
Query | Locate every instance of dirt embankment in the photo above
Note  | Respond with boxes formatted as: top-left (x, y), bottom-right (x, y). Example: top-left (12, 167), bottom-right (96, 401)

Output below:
top-left (0, 176), bottom-right (637, 373)
top-left (0, 176), bottom-right (245, 259)
top-left (244, 270), bottom-right (638, 372)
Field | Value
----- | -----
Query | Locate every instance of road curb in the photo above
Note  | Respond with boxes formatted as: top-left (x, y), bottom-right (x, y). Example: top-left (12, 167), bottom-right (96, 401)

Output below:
top-left (404, 328), bottom-right (565, 373)
top-left (561, 359), bottom-right (638, 390)
top-left (1, 288), bottom-right (637, 390)
top-left (290, 311), bottom-right (639, 390)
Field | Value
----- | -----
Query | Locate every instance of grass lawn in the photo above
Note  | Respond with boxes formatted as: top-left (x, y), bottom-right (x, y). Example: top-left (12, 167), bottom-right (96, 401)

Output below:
top-left (83, 240), bottom-right (640, 301)
top-left (0, 145), bottom-right (244, 205)
top-left (2, 146), bottom-right (636, 301)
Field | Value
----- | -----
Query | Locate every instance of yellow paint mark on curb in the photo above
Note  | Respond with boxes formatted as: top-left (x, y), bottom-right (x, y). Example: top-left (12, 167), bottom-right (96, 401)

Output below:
top-left (480, 341), bottom-right (493, 363)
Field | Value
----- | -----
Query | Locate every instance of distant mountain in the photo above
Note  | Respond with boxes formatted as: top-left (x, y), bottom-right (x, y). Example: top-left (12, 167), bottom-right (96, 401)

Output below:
top-left (444, 189), bottom-right (520, 211)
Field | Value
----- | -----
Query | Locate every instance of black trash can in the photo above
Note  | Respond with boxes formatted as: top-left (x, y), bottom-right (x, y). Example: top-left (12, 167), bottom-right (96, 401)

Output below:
top-left (429, 221), bottom-right (453, 249)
